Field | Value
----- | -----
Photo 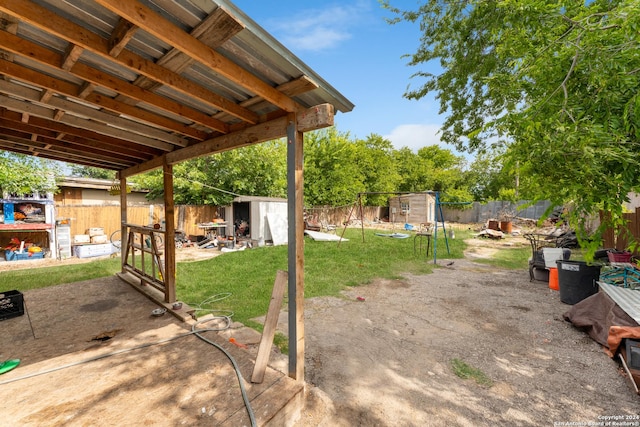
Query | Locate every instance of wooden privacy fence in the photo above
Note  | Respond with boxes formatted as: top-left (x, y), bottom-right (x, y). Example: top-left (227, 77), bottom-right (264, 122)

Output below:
top-left (305, 205), bottom-right (387, 226)
top-left (55, 204), bottom-right (388, 242)
top-left (602, 208), bottom-right (640, 253)
top-left (55, 204), bottom-right (221, 240)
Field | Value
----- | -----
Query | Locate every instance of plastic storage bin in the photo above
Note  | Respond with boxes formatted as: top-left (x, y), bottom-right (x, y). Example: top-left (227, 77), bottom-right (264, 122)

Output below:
top-left (0, 290), bottom-right (24, 321)
top-left (5, 250), bottom-right (45, 261)
top-left (556, 260), bottom-right (602, 305)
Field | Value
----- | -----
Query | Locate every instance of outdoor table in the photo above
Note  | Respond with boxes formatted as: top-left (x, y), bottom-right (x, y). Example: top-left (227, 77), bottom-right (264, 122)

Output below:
top-left (197, 222), bottom-right (227, 248)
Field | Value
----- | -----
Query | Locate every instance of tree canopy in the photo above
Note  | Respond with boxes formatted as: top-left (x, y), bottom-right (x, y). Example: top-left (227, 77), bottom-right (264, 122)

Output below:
top-left (119, 128), bottom-right (475, 209)
top-left (68, 165), bottom-right (116, 180)
top-left (0, 153), bottom-right (58, 196)
top-left (384, 0), bottom-right (640, 248)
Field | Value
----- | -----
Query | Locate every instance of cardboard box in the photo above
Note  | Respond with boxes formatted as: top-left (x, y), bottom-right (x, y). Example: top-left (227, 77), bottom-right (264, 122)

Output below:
top-left (87, 227), bottom-right (104, 236)
top-left (91, 234), bottom-right (108, 244)
top-left (74, 234), bottom-right (91, 244)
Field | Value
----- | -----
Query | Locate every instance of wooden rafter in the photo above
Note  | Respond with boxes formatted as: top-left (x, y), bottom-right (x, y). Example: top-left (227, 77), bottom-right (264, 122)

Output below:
top-left (121, 103), bottom-right (334, 178)
top-left (94, 0), bottom-right (303, 113)
top-left (0, 0), bottom-right (259, 125)
top-left (0, 132), bottom-right (133, 167)
top-left (0, 110), bottom-right (158, 161)
top-left (108, 18), bottom-right (138, 57)
top-left (121, 7), bottom-right (243, 96)
top-left (0, 123), bottom-right (142, 165)
top-left (0, 89), bottom-right (177, 152)
top-left (61, 44), bottom-right (84, 71)
top-left (0, 31), bottom-right (230, 134)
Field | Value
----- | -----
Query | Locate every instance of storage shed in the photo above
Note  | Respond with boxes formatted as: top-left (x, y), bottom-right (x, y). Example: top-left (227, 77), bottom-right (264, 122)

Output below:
top-left (226, 196), bottom-right (288, 245)
top-left (389, 192), bottom-right (436, 225)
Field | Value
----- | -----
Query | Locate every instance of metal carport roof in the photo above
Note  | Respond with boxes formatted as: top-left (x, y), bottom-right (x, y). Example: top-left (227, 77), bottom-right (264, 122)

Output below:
top-left (0, 0), bottom-right (354, 174)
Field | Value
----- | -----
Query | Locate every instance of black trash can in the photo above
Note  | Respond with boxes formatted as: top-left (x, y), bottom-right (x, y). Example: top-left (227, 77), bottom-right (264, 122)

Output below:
top-left (556, 260), bottom-right (601, 305)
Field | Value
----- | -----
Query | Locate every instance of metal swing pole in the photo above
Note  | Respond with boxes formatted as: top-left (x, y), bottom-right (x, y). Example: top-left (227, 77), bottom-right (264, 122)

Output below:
top-left (433, 191), bottom-right (450, 264)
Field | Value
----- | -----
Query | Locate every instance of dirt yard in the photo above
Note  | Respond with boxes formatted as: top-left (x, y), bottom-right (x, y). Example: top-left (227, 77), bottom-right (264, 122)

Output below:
top-left (293, 236), bottom-right (640, 426)
top-left (2, 235), bottom-right (639, 426)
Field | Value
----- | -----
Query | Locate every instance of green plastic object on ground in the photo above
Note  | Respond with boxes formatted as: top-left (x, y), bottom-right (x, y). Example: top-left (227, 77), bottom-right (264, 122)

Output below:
top-left (0, 359), bottom-right (20, 374)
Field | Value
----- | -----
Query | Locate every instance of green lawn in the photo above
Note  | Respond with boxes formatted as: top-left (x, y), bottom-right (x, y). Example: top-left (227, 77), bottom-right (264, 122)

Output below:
top-left (473, 246), bottom-right (532, 269)
top-left (1, 228), bottom-right (531, 328)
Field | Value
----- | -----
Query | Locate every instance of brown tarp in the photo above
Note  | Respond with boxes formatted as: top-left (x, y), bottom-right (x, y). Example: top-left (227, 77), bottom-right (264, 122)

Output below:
top-left (563, 291), bottom-right (640, 357)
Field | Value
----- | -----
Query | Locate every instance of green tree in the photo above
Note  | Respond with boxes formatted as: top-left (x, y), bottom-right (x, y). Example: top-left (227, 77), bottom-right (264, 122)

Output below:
top-left (0, 153), bottom-right (58, 196)
top-left (394, 145), bottom-right (472, 203)
top-left (353, 134), bottom-right (402, 205)
top-left (134, 140), bottom-right (287, 205)
top-left (68, 164), bottom-right (116, 180)
top-left (385, 0), bottom-right (640, 250)
top-left (304, 127), bottom-right (365, 206)
top-left (465, 152), bottom-right (518, 201)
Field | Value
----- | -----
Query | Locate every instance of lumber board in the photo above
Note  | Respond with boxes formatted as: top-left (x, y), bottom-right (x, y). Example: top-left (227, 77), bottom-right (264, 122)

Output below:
top-left (252, 270), bottom-right (288, 383)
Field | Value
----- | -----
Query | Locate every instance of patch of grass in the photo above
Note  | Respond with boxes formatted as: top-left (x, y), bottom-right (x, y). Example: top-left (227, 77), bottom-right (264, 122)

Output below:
top-left (0, 227), bottom-right (468, 327)
top-left (474, 246), bottom-right (531, 270)
top-left (177, 228), bottom-right (467, 325)
top-left (0, 258), bottom-right (121, 291)
top-left (273, 332), bottom-right (288, 354)
top-left (451, 358), bottom-right (493, 387)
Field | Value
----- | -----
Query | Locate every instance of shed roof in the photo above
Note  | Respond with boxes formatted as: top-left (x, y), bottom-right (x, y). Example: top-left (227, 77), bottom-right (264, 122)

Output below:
top-left (0, 0), bottom-right (353, 175)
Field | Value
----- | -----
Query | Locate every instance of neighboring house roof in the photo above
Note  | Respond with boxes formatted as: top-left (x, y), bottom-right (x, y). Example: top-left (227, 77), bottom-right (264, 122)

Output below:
top-left (0, 0), bottom-right (354, 174)
top-left (57, 177), bottom-right (148, 193)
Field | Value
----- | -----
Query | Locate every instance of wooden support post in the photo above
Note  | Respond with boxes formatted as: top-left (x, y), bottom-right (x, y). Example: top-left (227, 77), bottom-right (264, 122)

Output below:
top-left (359, 193), bottom-right (365, 243)
top-left (118, 172), bottom-right (127, 272)
top-left (251, 270), bottom-right (288, 384)
top-left (163, 159), bottom-right (176, 303)
top-left (287, 115), bottom-right (304, 381)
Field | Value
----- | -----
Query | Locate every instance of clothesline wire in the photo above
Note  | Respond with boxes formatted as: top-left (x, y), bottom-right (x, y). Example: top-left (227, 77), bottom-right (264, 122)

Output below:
top-left (162, 171), bottom-right (246, 198)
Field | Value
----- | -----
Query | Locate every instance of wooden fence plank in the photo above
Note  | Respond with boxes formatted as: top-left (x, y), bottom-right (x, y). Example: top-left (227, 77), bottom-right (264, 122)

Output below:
top-left (54, 204), bottom-right (221, 241)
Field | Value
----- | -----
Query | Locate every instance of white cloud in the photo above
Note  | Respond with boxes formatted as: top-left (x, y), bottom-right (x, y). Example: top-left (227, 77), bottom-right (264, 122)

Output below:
top-left (385, 124), bottom-right (475, 162)
top-left (270, 3), bottom-right (371, 52)
top-left (384, 124), bottom-right (444, 151)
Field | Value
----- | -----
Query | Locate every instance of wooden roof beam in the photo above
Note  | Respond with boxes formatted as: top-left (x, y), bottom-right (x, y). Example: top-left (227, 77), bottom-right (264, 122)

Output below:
top-left (121, 103), bottom-right (334, 178)
top-left (0, 12), bottom-right (17, 67)
top-left (40, 89), bottom-right (54, 103)
top-left (0, 131), bottom-right (134, 167)
top-left (122, 7), bottom-right (243, 95)
top-left (0, 139), bottom-right (123, 169)
top-left (109, 18), bottom-right (138, 57)
top-left (94, 0), bottom-right (304, 113)
top-left (0, 0), bottom-right (258, 125)
top-left (0, 110), bottom-right (158, 160)
top-left (214, 75), bottom-right (319, 120)
top-left (0, 59), bottom-right (197, 147)
top-left (77, 82), bottom-right (95, 99)
top-left (0, 31), bottom-right (229, 135)
top-left (0, 119), bottom-right (150, 162)
top-left (61, 43), bottom-right (84, 71)
top-left (0, 80), bottom-right (176, 152)
top-left (0, 69), bottom-right (208, 143)
top-left (0, 140), bottom-right (121, 170)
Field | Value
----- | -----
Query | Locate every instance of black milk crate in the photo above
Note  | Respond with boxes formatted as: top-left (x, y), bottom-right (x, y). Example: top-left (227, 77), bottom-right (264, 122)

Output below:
top-left (0, 290), bottom-right (24, 321)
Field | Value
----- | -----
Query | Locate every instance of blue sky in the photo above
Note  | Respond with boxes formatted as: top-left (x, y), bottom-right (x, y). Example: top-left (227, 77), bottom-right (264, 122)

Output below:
top-left (231, 0), bottom-right (462, 155)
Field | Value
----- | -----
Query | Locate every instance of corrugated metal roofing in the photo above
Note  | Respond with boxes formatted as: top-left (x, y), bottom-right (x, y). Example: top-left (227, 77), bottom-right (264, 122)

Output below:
top-left (0, 0), bottom-right (354, 174)
top-left (599, 281), bottom-right (640, 324)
